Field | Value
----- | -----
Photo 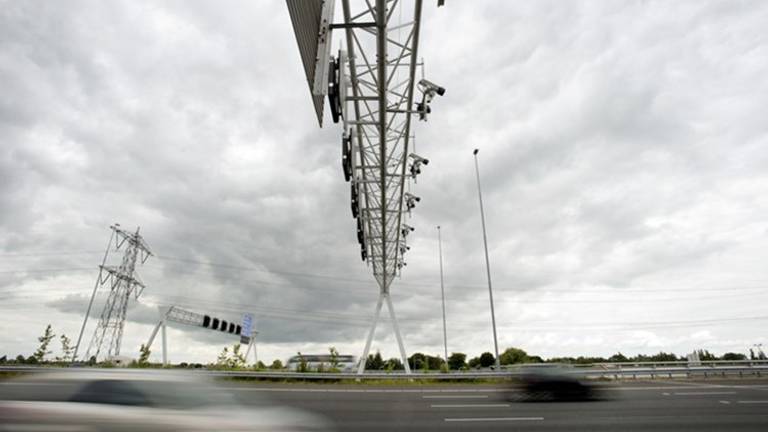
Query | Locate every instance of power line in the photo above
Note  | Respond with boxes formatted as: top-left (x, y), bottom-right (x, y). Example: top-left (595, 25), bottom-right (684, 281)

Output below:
top-left (0, 267), bottom-right (94, 274)
top-left (3, 291), bottom-right (767, 333)
top-left (2, 252), bottom-right (766, 294)
top-left (0, 250), bottom-right (105, 257)
top-left (3, 283), bottom-right (767, 305)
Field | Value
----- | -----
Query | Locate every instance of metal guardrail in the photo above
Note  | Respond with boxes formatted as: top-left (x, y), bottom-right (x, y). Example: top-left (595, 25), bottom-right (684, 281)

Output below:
top-left (501, 359), bottom-right (768, 370)
top-left (1, 363), bottom-right (767, 380)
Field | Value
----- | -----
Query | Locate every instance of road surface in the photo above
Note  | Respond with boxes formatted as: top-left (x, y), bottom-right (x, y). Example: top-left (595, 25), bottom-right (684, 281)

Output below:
top-left (227, 378), bottom-right (768, 431)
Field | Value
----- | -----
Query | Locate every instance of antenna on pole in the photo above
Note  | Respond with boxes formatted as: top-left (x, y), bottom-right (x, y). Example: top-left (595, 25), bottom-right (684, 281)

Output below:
top-left (286, 0), bottom-right (445, 374)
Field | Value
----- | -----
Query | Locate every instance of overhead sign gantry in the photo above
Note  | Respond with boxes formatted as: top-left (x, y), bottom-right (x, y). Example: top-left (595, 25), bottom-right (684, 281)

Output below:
top-left (286, 0), bottom-right (445, 374)
top-left (145, 306), bottom-right (257, 366)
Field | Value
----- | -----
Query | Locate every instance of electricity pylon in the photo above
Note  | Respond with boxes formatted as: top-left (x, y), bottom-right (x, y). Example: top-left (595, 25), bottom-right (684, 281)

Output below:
top-left (287, 0), bottom-right (444, 374)
top-left (73, 224), bottom-right (152, 362)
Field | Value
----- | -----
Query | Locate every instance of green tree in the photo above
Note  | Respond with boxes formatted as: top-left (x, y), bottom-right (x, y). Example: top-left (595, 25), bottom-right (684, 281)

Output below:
top-left (499, 347), bottom-right (528, 365)
top-left (254, 360), bottom-right (267, 370)
top-left (138, 344), bottom-right (151, 366)
top-left (216, 347), bottom-right (230, 367)
top-left (721, 352), bottom-right (747, 361)
top-left (270, 359), bottom-right (284, 370)
top-left (230, 344), bottom-right (246, 369)
top-left (366, 351), bottom-right (385, 370)
top-left (426, 355), bottom-right (443, 370)
top-left (383, 357), bottom-right (403, 371)
top-left (408, 352), bottom-right (427, 370)
top-left (56, 334), bottom-right (74, 362)
top-left (33, 324), bottom-right (55, 362)
top-left (447, 353), bottom-right (467, 370)
top-left (646, 352), bottom-right (679, 362)
top-left (468, 356), bottom-right (481, 368)
top-left (0, 355), bottom-right (6, 364)
top-left (478, 352), bottom-right (495, 368)
top-left (609, 352), bottom-right (628, 362)
top-left (697, 349), bottom-right (717, 361)
top-left (296, 352), bottom-right (309, 372)
top-left (329, 346), bottom-right (340, 371)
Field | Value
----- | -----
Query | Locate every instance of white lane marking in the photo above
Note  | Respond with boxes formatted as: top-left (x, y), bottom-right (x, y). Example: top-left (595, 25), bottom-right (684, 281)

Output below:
top-left (674, 391), bottom-right (737, 396)
top-left (658, 381), bottom-right (719, 388)
top-left (224, 387), bottom-right (505, 393)
top-left (431, 403), bottom-right (510, 408)
top-left (719, 400), bottom-right (731, 404)
top-left (662, 392), bottom-right (670, 396)
top-left (737, 400), bottom-right (768, 404)
top-left (422, 395), bottom-right (488, 399)
top-left (223, 384), bottom-right (768, 394)
top-left (445, 417), bottom-right (544, 422)
top-left (608, 386), bottom-right (725, 391)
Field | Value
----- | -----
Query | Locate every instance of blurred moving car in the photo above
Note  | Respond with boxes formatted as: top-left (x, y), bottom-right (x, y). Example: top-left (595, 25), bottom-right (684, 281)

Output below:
top-left (0, 369), bottom-right (334, 431)
top-left (513, 364), bottom-right (600, 401)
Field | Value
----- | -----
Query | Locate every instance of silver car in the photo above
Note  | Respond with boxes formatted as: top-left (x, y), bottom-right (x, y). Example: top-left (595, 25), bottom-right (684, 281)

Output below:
top-left (0, 369), bottom-right (334, 432)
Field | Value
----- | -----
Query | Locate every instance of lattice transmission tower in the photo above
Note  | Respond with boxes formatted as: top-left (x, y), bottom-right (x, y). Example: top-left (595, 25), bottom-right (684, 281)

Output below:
top-left (72, 224), bottom-right (152, 362)
top-left (286, 0), bottom-right (445, 374)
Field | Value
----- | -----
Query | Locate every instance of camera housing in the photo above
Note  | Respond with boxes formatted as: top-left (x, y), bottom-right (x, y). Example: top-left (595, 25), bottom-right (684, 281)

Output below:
top-left (418, 79), bottom-right (446, 98)
top-left (416, 79), bottom-right (445, 121)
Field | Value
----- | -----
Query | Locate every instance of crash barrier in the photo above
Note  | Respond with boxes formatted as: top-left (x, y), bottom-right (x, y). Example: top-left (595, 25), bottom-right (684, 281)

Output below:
top-left (1, 361), bottom-right (768, 380)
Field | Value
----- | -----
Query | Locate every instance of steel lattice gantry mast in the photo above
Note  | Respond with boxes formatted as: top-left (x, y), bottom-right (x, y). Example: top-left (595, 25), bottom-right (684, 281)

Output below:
top-left (344, 0), bottom-right (422, 375)
top-left (82, 225), bottom-right (152, 361)
top-left (287, 0), bottom-right (443, 374)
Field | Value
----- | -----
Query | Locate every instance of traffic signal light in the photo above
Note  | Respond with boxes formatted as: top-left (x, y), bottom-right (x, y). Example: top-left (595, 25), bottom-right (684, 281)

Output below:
top-left (202, 314), bottom-right (244, 335)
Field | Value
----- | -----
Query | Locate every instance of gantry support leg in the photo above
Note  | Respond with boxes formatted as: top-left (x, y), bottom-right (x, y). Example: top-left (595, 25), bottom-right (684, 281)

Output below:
top-left (357, 294), bottom-right (384, 375)
top-left (245, 336), bottom-right (258, 365)
top-left (357, 293), bottom-right (412, 375)
top-left (385, 294), bottom-right (412, 374)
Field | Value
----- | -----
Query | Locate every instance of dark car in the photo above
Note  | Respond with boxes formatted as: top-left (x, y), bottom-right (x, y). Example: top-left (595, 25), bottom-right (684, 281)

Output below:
top-left (513, 364), bottom-right (599, 401)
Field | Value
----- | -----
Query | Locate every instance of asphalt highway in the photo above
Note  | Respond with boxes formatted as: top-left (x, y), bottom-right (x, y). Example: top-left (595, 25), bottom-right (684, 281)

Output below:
top-left (227, 378), bottom-right (768, 431)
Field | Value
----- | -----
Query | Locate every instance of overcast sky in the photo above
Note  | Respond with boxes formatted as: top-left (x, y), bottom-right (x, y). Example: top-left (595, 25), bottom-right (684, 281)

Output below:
top-left (1, 0), bottom-right (767, 365)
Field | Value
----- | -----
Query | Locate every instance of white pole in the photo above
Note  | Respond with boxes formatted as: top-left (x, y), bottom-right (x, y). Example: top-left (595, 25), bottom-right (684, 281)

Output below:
top-left (357, 294), bottom-right (384, 375)
top-left (473, 149), bottom-right (500, 369)
top-left (437, 226), bottom-right (448, 364)
top-left (145, 320), bottom-right (163, 352)
top-left (252, 334), bottom-right (258, 365)
top-left (161, 321), bottom-right (168, 366)
top-left (72, 229), bottom-right (115, 363)
top-left (385, 293), bottom-right (412, 374)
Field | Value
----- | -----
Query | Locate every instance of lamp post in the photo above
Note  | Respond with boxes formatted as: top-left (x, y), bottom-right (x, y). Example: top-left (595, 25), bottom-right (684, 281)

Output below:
top-left (473, 149), bottom-right (500, 369)
top-left (437, 226), bottom-right (448, 364)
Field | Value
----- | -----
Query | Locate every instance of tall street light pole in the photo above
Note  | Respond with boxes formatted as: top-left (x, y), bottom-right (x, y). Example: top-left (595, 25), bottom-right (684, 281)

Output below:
top-left (437, 225), bottom-right (448, 364)
top-left (473, 148), bottom-right (500, 369)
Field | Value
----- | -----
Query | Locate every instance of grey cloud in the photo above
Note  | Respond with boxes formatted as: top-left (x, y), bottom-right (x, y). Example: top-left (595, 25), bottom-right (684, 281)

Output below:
top-left (3, 0), bottom-right (768, 361)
